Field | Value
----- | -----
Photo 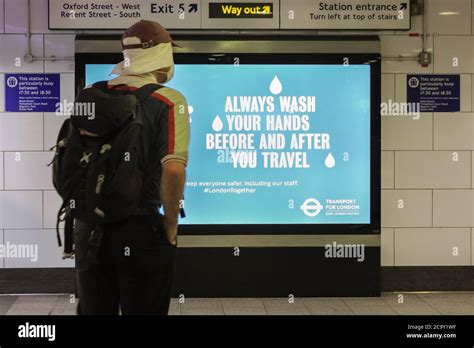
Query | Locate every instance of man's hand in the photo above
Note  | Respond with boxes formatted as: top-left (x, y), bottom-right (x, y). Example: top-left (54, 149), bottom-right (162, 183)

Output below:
top-left (161, 161), bottom-right (186, 246)
top-left (163, 217), bottom-right (178, 245)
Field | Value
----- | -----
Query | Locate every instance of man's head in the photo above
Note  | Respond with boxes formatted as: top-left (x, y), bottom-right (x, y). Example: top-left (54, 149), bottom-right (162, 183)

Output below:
top-left (112, 20), bottom-right (179, 83)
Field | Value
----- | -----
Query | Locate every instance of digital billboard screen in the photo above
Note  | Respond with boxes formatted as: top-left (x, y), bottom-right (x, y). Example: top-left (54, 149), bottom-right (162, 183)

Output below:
top-left (78, 51), bottom-right (380, 234)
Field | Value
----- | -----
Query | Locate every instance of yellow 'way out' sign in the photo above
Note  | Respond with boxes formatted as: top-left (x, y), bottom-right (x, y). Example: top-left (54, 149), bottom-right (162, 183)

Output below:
top-left (209, 2), bottom-right (274, 18)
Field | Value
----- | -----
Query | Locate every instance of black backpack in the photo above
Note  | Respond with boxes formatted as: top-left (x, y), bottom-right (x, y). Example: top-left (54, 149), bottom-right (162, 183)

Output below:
top-left (48, 81), bottom-right (162, 257)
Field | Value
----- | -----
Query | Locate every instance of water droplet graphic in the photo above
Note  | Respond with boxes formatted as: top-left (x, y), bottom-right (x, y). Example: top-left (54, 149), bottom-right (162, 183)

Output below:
top-left (269, 76), bottom-right (283, 95)
top-left (188, 105), bottom-right (194, 114)
top-left (212, 115), bottom-right (223, 132)
top-left (325, 153), bottom-right (336, 168)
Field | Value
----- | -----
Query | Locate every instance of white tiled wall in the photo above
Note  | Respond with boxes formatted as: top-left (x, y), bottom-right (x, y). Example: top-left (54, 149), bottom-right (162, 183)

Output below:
top-left (0, 0), bottom-right (80, 269)
top-left (434, 36), bottom-right (474, 73)
top-left (461, 75), bottom-right (472, 111)
top-left (0, 230), bottom-right (3, 268)
top-left (0, 34), bottom-right (44, 72)
top-left (395, 228), bottom-right (471, 266)
top-left (4, 152), bottom-right (54, 190)
top-left (5, 0), bottom-right (68, 34)
top-left (381, 74), bottom-right (395, 104)
top-left (382, 190), bottom-right (433, 228)
top-left (0, 191), bottom-right (42, 229)
top-left (0, 152), bottom-right (3, 190)
top-left (0, 74), bottom-right (4, 111)
top-left (4, 0), bottom-right (28, 34)
top-left (44, 34), bottom-right (75, 73)
top-left (382, 113), bottom-right (433, 150)
top-left (426, 0), bottom-right (472, 35)
top-left (434, 113), bottom-right (474, 150)
top-left (381, 228), bottom-right (394, 266)
top-left (381, 151), bottom-right (394, 189)
top-left (381, 36), bottom-right (435, 74)
top-left (433, 190), bottom-right (474, 227)
top-left (0, 0), bottom-right (4, 34)
top-left (0, 113), bottom-right (43, 150)
top-left (379, 0), bottom-right (474, 266)
top-left (394, 151), bottom-right (471, 189)
top-left (44, 113), bottom-right (67, 150)
top-left (43, 190), bottom-right (61, 229)
top-left (0, 0), bottom-right (473, 269)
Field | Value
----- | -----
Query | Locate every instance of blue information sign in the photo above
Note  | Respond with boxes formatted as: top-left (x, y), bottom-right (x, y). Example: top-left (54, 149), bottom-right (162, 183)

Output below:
top-left (5, 74), bottom-right (60, 112)
top-left (407, 74), bottom-right (460, 112)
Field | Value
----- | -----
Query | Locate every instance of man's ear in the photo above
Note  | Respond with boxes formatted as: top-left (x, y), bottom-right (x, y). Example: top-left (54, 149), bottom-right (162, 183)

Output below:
top-left (153, 69), bottom-right (169, 83)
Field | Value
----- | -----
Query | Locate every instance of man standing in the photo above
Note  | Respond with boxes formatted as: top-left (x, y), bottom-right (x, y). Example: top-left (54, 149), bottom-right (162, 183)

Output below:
top-left (74, 20), bottom-right (190, 315)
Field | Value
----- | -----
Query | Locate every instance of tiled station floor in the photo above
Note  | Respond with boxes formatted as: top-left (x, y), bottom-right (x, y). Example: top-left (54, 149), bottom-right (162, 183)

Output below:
top-left (0, 293), bottom-right (473, 315)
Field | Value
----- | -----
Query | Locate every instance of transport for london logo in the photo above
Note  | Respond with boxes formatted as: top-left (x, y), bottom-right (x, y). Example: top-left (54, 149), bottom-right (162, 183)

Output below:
top-left (300, 198), bottom-right (323, 217)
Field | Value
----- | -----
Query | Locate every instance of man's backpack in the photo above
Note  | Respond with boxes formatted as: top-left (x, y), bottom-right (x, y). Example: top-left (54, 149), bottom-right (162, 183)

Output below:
top-left (48, 81), bottom-right (162, 258)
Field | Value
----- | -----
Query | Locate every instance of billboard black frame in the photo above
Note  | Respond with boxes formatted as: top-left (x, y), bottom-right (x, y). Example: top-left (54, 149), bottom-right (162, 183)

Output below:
top-left (75, 44), bottom-right (381, 237)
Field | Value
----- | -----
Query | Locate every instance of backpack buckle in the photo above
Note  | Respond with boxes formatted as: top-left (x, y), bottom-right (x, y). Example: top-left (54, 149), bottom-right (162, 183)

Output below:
top-left (100, 144), bottom-right (112, 154)
top-left (79, 152), bottom-right (93, 167)
top-left (88, 229), bottom-right (103, 247)
top-left (94, 207), bottom-right (105, 218)
top-left (49, 138), bottom-right (67, 152)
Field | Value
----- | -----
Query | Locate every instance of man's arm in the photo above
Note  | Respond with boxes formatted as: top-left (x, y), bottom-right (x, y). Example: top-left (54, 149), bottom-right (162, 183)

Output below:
top-left (155, 87), bottom-right (190, 244)
top-left (161, 161), bottom-right (186, 245)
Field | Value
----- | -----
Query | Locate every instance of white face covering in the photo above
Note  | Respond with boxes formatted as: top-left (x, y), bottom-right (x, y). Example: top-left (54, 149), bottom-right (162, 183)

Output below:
top-left (156, 65), bottom-right (175, 83)
top-left (112, 38), bottom-right (175, 83)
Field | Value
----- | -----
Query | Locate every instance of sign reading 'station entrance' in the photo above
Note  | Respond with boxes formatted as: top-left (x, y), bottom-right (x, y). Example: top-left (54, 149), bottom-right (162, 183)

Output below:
top-left (280, 0), bottom-right (411, 30)
top-left (5, 74), bottom-right (60, 112)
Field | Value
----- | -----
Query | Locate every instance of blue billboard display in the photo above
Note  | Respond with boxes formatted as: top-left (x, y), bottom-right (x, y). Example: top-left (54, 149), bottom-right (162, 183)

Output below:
top-left (86, 63), bottom-right (371, 225)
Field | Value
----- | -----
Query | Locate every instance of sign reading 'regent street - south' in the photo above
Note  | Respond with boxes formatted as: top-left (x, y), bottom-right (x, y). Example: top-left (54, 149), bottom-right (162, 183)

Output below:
top-left (280, 0), bottom-right (411, 30)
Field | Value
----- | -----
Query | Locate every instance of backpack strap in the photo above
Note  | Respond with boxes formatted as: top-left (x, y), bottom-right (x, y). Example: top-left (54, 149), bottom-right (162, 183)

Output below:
top-left (62, 216), bottom-right (75, 259)
top-left (130, 84), bottom-right (163, 126)
top-left (92, 81), bottom-right (163, 99)
top-left (133, 83), bottom-right (164, 101)
top-left (92, 80), bottom-right (109, 90)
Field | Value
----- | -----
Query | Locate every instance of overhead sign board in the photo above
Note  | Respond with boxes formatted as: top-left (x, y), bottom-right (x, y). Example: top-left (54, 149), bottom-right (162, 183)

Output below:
top-left (48, 0), bottom-right (202, 29)
top-left (280, 0), bottom-right (411, 30)
top-left (49, 0), bottom-right (410, 30)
